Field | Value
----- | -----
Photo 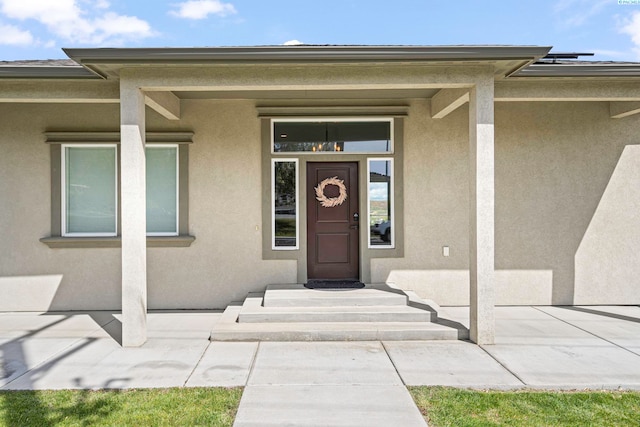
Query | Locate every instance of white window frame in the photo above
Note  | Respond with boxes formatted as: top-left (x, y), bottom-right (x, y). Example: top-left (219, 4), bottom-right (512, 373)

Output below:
top-left (271, 117), bottom-right (394, 155)
top-left (61, 143), bottom-right (118, 237)
top-left (145, 144), bottom-right (180, 237)
top-left (367, 157), bottom-right (394, 249)
top-left (271, 158), bottom-right (299, 250)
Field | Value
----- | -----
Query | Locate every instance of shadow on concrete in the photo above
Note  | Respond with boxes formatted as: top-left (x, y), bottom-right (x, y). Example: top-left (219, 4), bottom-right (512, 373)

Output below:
top-left (87, 312), bottom-right (122, 345)
top-left (0, 312), bottom-right (128, 426)
top-left (559, 306), bottom-right (640, 324)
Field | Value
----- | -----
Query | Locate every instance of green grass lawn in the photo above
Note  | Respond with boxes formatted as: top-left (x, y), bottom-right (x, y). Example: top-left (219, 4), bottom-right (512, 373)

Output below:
top-left (409, 387), bottom-right (640, 427)
top-left (3, 386), bottom-right (640, 426)
top-left (0, 387), bottom-right (242, 427)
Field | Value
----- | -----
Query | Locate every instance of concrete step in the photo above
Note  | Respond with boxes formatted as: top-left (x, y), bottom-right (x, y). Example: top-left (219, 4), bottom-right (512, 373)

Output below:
top-left (211, 306), bottom-right (467, 341)
top-left (209, 284), bottom-right (466, 342)
top-left (238, 293), bottom-right (436, 323)
top-left (263, 284), bottom-right (408, 308)
top-left (239, 305), bottom-right (436, 323)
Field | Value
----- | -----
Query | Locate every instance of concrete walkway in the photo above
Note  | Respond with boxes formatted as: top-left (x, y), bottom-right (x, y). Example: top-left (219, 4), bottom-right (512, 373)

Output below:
top-left (1, 306), bottom-right (640, 426)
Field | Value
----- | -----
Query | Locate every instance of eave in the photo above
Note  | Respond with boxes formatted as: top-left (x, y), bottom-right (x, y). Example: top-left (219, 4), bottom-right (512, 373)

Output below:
top-left (513, 63), bottom-right (640, 78)
top-left (0, 66), bottom-right (100, 79)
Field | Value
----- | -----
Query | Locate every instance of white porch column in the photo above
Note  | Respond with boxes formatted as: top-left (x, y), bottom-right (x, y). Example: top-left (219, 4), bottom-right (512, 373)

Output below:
top-left (469, 74), bottom-right (495, 345)
top-left (120, 79), bottom-right (147, 347)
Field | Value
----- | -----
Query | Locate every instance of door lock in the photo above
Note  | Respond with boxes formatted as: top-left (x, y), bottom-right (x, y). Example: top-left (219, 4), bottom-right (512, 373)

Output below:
top-left (353, 213), bottom-right (359, 222)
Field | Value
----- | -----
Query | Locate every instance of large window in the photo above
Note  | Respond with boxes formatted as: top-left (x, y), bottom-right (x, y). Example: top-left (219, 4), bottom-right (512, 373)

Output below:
top-left (368, 158), bottom-right (393, 248)
top-left (273, 119), bottom-right (392, 153)
top-left (146, 145), bottom-right (178, 236)
top-left (272, 159), bottom-right (298, 249)
top-left (62, 144), bottom-right (117, 236)
top-left (59, 142), bottom-right (181, 238)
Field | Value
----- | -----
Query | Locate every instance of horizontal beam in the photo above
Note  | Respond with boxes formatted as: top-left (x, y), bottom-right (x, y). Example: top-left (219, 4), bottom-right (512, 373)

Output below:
top-left (495, 80), bottom-right (640, 101)
top-left (431, 88), bottom-right (469, 119)
top-left (145, 91), bottom-right (180, 120)
top-left (121, 66), bottom-right (483, 92)
top-left (610, 101), bottom-right (640, 118)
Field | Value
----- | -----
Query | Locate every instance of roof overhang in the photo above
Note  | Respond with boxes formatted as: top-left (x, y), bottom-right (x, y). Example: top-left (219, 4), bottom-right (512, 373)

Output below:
top-left (513, 63), bottom-right (640, 78)
top-left (61, 45), bottom-right (552, 79)
top-left (0, 64), bottom-right (99, 79)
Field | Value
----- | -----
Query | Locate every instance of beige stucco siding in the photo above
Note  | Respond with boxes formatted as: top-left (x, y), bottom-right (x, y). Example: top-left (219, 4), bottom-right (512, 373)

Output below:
top-left (374, 99), bottom-right (640, 306)
top-left (1, 97), bottom-right (638, 310)
top-left (0, 100), bottom-right (295, 311)
top-left (148, 99), bottom-right (296, 308)
top-left (0, 104), bottom-right (122, 310)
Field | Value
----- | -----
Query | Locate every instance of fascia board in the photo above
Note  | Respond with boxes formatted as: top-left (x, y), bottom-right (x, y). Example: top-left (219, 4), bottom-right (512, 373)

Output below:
top-left (63, 45), bottom-right (553, 65)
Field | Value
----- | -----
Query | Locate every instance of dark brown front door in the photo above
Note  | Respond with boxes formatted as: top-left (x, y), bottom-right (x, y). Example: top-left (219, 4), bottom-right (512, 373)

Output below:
top-left (307, 162), bottom-right (359, 280)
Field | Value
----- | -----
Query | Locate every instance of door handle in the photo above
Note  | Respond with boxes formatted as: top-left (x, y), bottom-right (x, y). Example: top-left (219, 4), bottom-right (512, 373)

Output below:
top-left (350, 225), bottom-right (359, 230)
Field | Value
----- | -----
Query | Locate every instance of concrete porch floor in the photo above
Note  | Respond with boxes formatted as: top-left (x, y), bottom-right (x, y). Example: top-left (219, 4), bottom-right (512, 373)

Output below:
top-left (2, 306), bottom-right (640, 426)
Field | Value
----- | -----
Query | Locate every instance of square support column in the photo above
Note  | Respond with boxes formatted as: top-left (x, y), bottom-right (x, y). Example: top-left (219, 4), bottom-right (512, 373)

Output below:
top-left (469, 75), bottom-right (496, 345)
top-left (120, 80), bottom-right (147, 347)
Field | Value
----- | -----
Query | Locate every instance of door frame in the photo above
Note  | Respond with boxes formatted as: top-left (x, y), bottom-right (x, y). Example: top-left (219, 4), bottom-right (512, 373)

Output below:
top-left (261, 117), bottom-right (405, 285)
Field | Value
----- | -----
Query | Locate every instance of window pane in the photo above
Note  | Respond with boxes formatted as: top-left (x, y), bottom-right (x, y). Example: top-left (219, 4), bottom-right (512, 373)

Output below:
top-left (65, 146), bottom-right (116, 234)
top-left (274, 121), bottom-right (391, 153)
top-left (274, 160), bottom-right (297, 248)
top-left (369, 160), bottom-right (392, 247)
top-left (146, 146), bottom-right (178, 234)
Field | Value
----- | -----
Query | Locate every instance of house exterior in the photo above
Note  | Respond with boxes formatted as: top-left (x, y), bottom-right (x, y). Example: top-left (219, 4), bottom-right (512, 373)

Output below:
top-left (1, 45), bottom-right (639, 346)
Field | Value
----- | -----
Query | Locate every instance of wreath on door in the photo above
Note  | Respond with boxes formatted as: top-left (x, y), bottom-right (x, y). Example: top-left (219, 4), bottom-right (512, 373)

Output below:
top-left (315, 176), bottom-right (348, 208)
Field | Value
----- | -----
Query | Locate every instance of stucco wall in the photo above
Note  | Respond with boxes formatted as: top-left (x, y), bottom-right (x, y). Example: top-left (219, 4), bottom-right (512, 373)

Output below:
top-left (0, 100), bottom-right (295, 311)
top-left (1, 98), bottom-right (639, 310)
top-left (373, 99), bottom-right (640, 305)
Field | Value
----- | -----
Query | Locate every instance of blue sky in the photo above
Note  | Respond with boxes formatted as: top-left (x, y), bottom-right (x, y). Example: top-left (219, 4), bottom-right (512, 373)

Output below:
top-left (1, 0), bottom-right (639, 61)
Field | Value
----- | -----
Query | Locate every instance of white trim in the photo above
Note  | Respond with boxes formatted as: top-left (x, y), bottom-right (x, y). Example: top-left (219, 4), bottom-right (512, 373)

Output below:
top-left (271, 117), bottom-right (394, 155)
top-left (271, 158), bottom-right (299, 250)
top-left (145, 144), bottom-right (179, 237)
top-left (61, 144), bottom-right (118, 237)
top-left (367, 157), bottom-right (395, 249)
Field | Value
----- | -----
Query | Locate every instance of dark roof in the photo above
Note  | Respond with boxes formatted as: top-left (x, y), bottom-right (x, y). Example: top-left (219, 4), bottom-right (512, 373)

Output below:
top-left (0, 59), bottom-right (79, 66)
top-left (0, 58), bottom-right (98, 79)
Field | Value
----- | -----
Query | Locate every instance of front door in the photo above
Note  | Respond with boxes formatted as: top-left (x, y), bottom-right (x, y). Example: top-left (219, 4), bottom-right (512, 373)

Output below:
top-left (307, 162), bottom-right (359, 280)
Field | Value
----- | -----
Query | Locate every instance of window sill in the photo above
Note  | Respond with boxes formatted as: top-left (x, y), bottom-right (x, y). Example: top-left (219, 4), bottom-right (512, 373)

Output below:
top-left (40, 235), bottom-right (196, 248)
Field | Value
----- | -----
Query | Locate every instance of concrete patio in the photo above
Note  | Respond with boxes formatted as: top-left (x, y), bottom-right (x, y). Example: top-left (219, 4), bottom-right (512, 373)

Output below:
top-left (1, 305), bottom-right (640, 426)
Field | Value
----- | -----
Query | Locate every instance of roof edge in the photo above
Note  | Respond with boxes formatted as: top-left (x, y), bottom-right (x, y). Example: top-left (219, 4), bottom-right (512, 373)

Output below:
top-left (513, 63), bottom-right (640, 77)
top-left (0, 65), bottom-right (101, 79)
top-left (63, 45), bottom-right (553, 64)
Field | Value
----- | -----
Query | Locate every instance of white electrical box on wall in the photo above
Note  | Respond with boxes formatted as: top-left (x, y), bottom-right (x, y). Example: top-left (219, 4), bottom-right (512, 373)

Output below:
top-left (443, 246), bottom-right (450, 257)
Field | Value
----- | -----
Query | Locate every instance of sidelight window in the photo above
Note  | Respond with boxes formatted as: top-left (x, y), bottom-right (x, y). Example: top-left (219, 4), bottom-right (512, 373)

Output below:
top-left (272, 159), bottom-right (299, 249)
top-left (368, 158), bottom-right (394, 248)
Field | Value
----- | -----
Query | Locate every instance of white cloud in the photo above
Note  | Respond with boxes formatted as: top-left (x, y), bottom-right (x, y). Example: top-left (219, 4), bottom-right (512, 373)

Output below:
top-left (283, 39), bottom-right (303, 46)
top-left (0, 0), bottom-right (154, 45)
top-left (0, 22), bottom-right (33, 45)
top-left (619, 11), bottom-right (640, 59)
top-left (553, 0), bottom-right (609, 28)
top-left (369, 183), bottom-right (389, 201)
top-left (170, 0), bottom-right (236, 20)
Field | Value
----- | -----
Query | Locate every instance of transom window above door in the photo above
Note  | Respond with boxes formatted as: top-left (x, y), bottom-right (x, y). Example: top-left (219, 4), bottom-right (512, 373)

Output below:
top-left (272, 119), bottom-right (393, 154)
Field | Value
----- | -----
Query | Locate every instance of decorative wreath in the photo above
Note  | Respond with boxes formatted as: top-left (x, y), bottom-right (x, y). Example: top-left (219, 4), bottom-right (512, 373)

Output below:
top-left (315, 176), bottom-right (348, 208)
